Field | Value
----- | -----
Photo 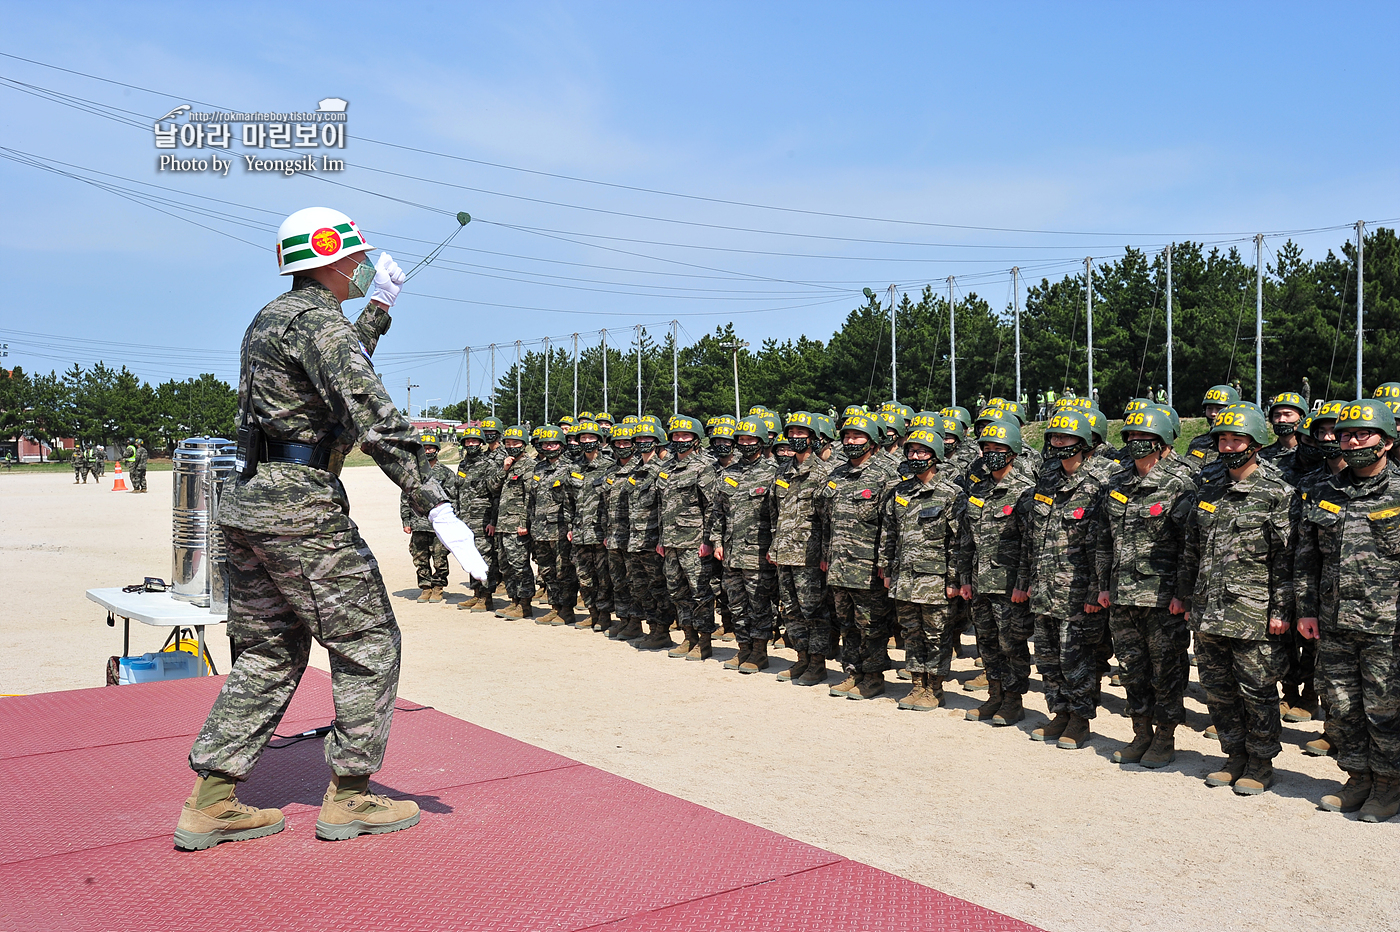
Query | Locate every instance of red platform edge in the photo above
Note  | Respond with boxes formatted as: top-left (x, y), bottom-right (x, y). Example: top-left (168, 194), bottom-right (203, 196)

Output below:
top-left (0, 670), bottom-right (1042, 932)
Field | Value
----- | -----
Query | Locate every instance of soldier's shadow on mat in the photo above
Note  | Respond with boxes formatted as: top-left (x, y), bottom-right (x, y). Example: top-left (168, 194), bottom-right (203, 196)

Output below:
top-left (237, 737), bottom-right (454, 813)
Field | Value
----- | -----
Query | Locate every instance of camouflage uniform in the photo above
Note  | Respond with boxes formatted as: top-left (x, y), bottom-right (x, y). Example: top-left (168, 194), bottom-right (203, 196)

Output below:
top-left (626, 454), bottom-right (673, 628)
top-left (130, 442), bottom-right (149, 491)
top-left (495, 451), bottom-right (536, 601)
top-left (821, 455), bottom-right (899, 675)
top-left (1017, 461), bottom-right (1106, 719)
top-left (881, 470), bottom-right (962, 676)
top-left (1185, 432), bottom-right (1217, 469)
top-left (74, 449), bottom-right (85, 483)
top-left (528, 455), bottom-right (577, 612)
top-left (401, 460), bottom-right (457, 590)
top-left (568, 453), bottom-right (616, 620)
top-left (657, 452), bottom-right (719, 633)
top-left (1179, 466), bottom-right (1293, 761)
top-left (771, 452), bottom-right (834, 657)
top-left (1095, 459), bottom-right (1198, 726)
top-left (453, 449), bottom-right (502, 598)
top-left (713, 456), bottom-right (777, 644)
top-left (192, 277), bottom-right (445, 780)
top-left (1295, 468), bottom-right (1400, 778)
top-left (603, 457), bottom-right (636, 623)
top-left (957, 467), bottom-right (1036, 696)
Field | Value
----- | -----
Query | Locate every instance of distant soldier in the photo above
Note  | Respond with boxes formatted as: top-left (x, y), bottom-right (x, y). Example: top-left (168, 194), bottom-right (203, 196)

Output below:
top-left (493, 426), bottom-right (536, 620)
top-left (128, 439), bottom-right (149, 492)
top-left (73, 445), bottom-right (85, 484)
top-left (453, 426), bottom-right (502, 612)
top-left (657, 416), bottom-right (719, 660)
top-left (402, 436), bottom-right (456, 602)
top-left (92, 444), bottom-right (106, 478)
top-left (770, 411), bottom-right (834, 685)
top-left (625, 421), bottom-right (676, 650)
top-left (602, 425), bottom-right (641, 640)
top-left (527, 426), bottom-right (578, 626)
top-left (1259, 392), bottom-right (1307, 470)
top-left (566, 422), bottom-right (615, 631)
top-left (714, 419), bottom-right (778, 673)
top-left (1184, 385), bottom-right (1239, 468)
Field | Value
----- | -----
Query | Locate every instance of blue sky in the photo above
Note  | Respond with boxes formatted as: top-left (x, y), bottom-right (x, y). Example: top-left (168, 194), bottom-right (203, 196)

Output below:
top-left (2, 2), bottom-right (1396, 414)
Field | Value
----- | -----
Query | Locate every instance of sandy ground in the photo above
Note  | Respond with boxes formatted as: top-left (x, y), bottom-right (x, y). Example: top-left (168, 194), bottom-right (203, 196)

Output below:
top-left (2, 467), bottom-right (1397, 932)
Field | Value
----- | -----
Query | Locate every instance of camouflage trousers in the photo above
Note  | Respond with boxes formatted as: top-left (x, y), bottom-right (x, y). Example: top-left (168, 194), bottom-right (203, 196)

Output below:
top-left (189, 526), bottom-right (400, 779)
top-left (896, 599), bottom-right (956, 677)
top-left (664, 547), bottom-right (715, 633)
top-left (1195, 632), bottom-right (1284, 760)
top-left (776, 565), bottom-right (834, 656)
top-left (626, 549), bottom-right (674, 626)
top-left (74, 462), bottom-right (85, 483)
top-left (1318, 629), bottom-right (1400, 776)
top-left (704, 553), bottom-right (730, 629)
top-left (534, 538), bottom-right (577, 610)
top-left (607, 548), bottom-right (635, 620)
top-left (1035, 610), bottom-right (1102, 719)
top-left (970, 594), bottom-right (1034, 695)
top-left (466, 528), bottom-right (500, 597)
top-left (495, 530), bottom-right (535, 600)
top-left (1109, 605), bottom-right (1189, 726)
top-left (723, 564), bottom-right (777, 643)
top-left (131, 465), bottom-right (147, 491)
top-left (832, 585), bottom-right (893, 675)
top-left (409, 530), bottom-right (449, 589)
top-left (1281, 627), bottom-right (1318, 690)
top-left (573, 543), bottom-right (613, 616)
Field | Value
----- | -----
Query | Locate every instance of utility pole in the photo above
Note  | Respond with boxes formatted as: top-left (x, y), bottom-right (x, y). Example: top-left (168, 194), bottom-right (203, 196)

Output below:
top-left (406, 378), bottom-right (419, 421)
top-left (887, 284), bottom-right (898, 403)
top-left (601, 330), bottom-right (609, 413)
top-left (720, 339), bottom-right (748, 420)
top-left (672, 320), bottom-right (679, 413)
top-left (1255, 233), bottom-right (1264, 404)
top-left (947, 277), bottom-right (957, 407)
top-left (572, 333), bottom-right (579, 419)
top-left (1357, 220), bottom-right (1366, 399)
top-left (489, 343), bottom-right (496, 417)
top-left (635, 324), bottom-right (642, 417)
top-left (465, 349), bottom-right (471, 423)
top-left (1165, 245), bottom-right (1173, 408)
top-left (514, 341), bottom-right (521, 424)
top-left (1085, 257), bottom-right (1094, 398)
top-left (542, 336), bottom-right (550, 424)
top-left (1011, 267), bottom-right (1021, 404)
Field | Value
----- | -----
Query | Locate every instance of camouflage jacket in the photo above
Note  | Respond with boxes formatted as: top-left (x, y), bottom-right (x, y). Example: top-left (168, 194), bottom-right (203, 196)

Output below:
top-left (820, 455), bottom-right (898, 590)
top-left (567, 454), bottom-right (615, 546)
top-left (527, 455), bottom-right (574, 543)
top-left (603, 457), bottom-right (636, 551)
top-left (1086, 449), bottom-right (1125, 483)
top-left (1178, 465), bottom-right (1293, 640)
top-left (133, 446), bottom-right (148, 469)
top-left (657, 452), bottom-right (717, 550)
top-left (1016, 462), bottom-right (1105, 618)
top-left (626, 455), bottom-right (666, 553)
top-left (879, 471), bottom-right (962, 604)
top-left (712, 457), bottom-right (776, 570)
top-left (452, 451), bottom-right (501, 537)
top-left (401, 461), bottom-right (459, 532)
top-left (1295, 466), bottom-right (1400, 635)
top-left (496, 451), bottom-right (534, 534)
top-left (957, 467), bottom-right (1034, 597)
top-left (218, 277), bottom-right (446, 535)
top-left (1185, 432), bottom-right (1218, 469)
top-left (1094, 458), bottom-right (1198, 608)
top-left (770, 452), bottom-right (832, 567)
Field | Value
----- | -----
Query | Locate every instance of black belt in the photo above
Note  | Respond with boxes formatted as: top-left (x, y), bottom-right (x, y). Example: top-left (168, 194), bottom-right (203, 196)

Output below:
top-left (263, 439), bottom-right (332, 471)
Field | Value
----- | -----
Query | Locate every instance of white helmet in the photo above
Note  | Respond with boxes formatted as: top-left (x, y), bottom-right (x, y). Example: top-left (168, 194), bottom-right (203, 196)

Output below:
top-left (275, 207), bottom-right (372, 275)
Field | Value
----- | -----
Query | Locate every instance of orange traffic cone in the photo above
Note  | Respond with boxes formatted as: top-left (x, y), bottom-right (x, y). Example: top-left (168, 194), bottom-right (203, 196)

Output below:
top-left (110, 461), bottom-right (129, 492)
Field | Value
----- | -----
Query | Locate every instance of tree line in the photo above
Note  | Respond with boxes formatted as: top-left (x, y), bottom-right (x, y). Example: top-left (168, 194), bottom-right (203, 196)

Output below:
top-left (5, 229), bottom-right (1395, 456)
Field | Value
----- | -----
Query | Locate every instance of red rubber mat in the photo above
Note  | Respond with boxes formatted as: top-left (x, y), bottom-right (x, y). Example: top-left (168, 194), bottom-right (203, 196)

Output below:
top-left (0, 671), bottom-right (1041, 932)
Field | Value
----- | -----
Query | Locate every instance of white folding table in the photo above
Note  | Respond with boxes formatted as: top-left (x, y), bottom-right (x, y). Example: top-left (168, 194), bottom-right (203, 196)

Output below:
top-left (86, 587), bottom-right (227, 677)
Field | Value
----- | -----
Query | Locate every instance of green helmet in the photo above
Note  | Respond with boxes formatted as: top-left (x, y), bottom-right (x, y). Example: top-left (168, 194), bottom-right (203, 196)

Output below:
top-left (909, 410), bottom-right (943, 434)
top-left (940, 416), bottom-right (967, 442)
top-left (575, 420), bottom-right (603, 441)
top-left (558, 415), bottom-right (575, 428)
top-left (535, 424), bottom-right (564, 444)
top-left (595, 411), bottom-right (614, 426)
top-left (1154, 405), bottom-right (1181, 441)
top-left (973, 405), bottom-right (1003, 426)
top-left (1372, 382), bottom-right (1400, 403)
top-left (1044, 409), bottom-right (1093, 446)
top-left (631, 421), bottom-right (666, 444)
top-left (881, 409), bottom-right (907, 440)
top-left (784, 410), bottom-right (818, 436)
top-left (668, 415), bottom-right (704, 437)
top-left (747, 404), bottom-right (770, 418)
top-left (709, 422), bottom-right (736, 441)
top-left (760, 414), bottom-right (780, 439)
top-left (976, 417), bottom-right (1022, 452)
top-left (1268, 392), bottom-right (1308, 418)
top-left (420, 432), bottom-right (441, 452)
top-left (1210, 403), bottom-right (1272, 446)
top-left (1123, 398), bottom-right (1154, 417)
top-left (1335, 400), bottom-right (1398, 440)
top-left (1000, 400), bottom-right (1027, 424)
top-left (1203, 384), bottom-right (1240, 409)
top-left (478, 416), bottom-right (504, 441)
top-left (815, 414), bottom-right (836, 442)
top-left (460, 425), bottom-right (484, 442)
top-left (734, 418), bottom-right (767, 443)
top-left (839, 412), bottom-right (882, 445)
top-left (840, 404), bottom-right (867, 427)
top-left (503, 424), bottom-right (527, 442)
top-left (1121, 406), bottom-right (1175, 445)
top-left (940, 406), bottom-right (973, 430)
top-left (903, 428), bottom-right (945, 461)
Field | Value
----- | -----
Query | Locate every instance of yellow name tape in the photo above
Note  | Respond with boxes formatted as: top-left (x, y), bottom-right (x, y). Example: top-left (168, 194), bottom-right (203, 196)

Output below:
top-left (775, 479), bottom-right (789, 489)
top-left (724, 476), bottom-right (739, 487)
top-left (1369, 505), bottom-right (1400, 521)
top-left (1110, 490), bottom-right (1129, 504)
top-left (1198, 500), bottom-right (1216, 513)
top-left (1034, 493), bottom-right (1053, 506)
top-left (969, 496), bottom-right (985, 508)
top-left (895, 495), bottom-right (909, 507)
top-left (1318, 500), bottom-right (1341, 514)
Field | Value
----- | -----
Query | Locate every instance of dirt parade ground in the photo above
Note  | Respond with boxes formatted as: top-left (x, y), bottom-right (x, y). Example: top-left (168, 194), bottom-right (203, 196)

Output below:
top-left (2, 466), bottom-right (1397, 932)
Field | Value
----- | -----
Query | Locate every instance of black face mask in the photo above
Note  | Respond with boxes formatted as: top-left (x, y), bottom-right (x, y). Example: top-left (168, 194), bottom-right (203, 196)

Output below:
top-left (669, 438), bottom-right (696, 456)
top-left (736, 442), bottom-right (761, 462)
top-left (774, 447), bottom-right (796, 464)
top-left (903, 456), bottom-right (935, 477)
top-left (1125, 438), bottom-right (1160, 461)
top-left (981, 450), bottom-right (1015, 472)
top-left (1295, 443), bottom-right (1325, 469)
top-left (1043, 441), bottom-right (1085, 461)
top-left (633, 439), bottom-right (656, 456)
top-left (1343, 445), bottom-right (1385, 470)
top-left (710, 441), bottom-right (733, 457)
top-left (1219, 447), bottom-right (1257, 470)
top-left (787, 436), bottom-right (809, 454)
top-left (541, 446), bottom-right (562, 460)
top-left (1315, 438), bottom-right (1342, 459)
top-left (462, 444), bottom-right (483, 458)
top-left (578, 440), bottom-right (600, 454)
top-left (843, 440), bottom-right (872, 460)
top-left (1272, 421), bottom-right (1297, 437)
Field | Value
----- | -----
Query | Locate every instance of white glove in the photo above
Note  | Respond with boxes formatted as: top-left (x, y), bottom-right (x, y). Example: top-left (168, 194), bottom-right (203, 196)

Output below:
top-left (368, 252), bottom-right (406, 308)
top-left (429, 503), bottom-right (488, 582)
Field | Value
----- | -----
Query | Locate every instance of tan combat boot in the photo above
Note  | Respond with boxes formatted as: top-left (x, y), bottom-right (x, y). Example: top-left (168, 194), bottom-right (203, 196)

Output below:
top-left (966, 680), bottom-right (1004, 721)
top-left (686, 631), bottom-right (713, 662)
top-left (617, 617), bottom-right (644, 641)
top-left (829, 670), bottom-right (858, 698)
top-left (574, 608), bottom-right (595, 630)
top-left (496, 598), bottom-right (532, 621)
top-left (963, 671), bottom-right (988, 692)
top-left (919, 676), bottom-right (945, 710)
top-left (724, 641), bottom-right (752, 671)
top-left (1057, 713), bottom-right (1091, 749)
top-left (1205, 753), bottom-right (1248, 788)
top-left (796, 654), bottom-right (829, 687)
top-left (992, 691), bottom-right (1025, 726)
top-left (1114, 716), bottom-right (1155, 764)
top-left (849, 672), bottom-right (885, 700)
top-left (477, 594), bottom-right (496, 613)
top-left (1139, 724), bottom-right (1177, 769)
top-left (778, 650), bottom-right (809, 682)
top-left (669, 627), bottom-right (697, 658)
top-left (535, 608), bottom-right (559, 626)
top-left (1321, 771), bottom-right (1373, 813)
top-left (1303, 736), bottom-right (1333, 757)
top-left (738, 639), bottom-right (768, 673)
top-left (1032, 711), bottom-right (1071, 743)
top-left (415, 588), bottom-right (432, 603)
top-left (174, 774), bottom-right (285, 851)
top-left (1359, 773), bottom-right (1400, 823)
top-left (898, 672), bottom-right (928, 710)
top-left (638, 621), bottom-right (675, 651)
top-left (458, 594), bottom-right (481, 611)
top-left (1233, 756), bottom-right (1274, 796)
top-left (551, 607), bottom-right (574, 627)
top-left (315, 775), bottom-right (420, 841)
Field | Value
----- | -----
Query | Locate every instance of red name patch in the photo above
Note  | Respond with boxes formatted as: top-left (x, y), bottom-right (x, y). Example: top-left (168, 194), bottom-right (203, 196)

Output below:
top-left (1002, 504), bottom-right (1014, 515)
top-left (1072, 507), bottom-right (1085, 520)
top-left (861, 489), bottom-right (872, 499)
top-left (1149, 502), bottom-right (1164, 516)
